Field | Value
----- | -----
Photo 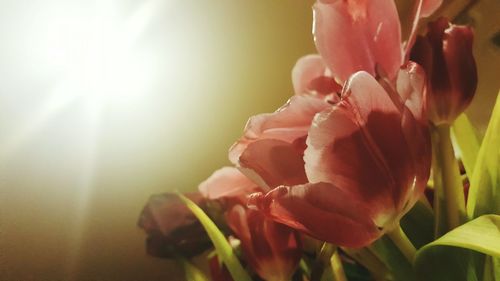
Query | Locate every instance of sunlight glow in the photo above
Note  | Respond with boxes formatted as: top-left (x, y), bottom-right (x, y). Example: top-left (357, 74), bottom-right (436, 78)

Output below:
top-left (49, 1), bottom-right (156, 105)
top-left (0, 0), bottom-right (165, 161)
top-left (5, 1), bottom-right (166, 279)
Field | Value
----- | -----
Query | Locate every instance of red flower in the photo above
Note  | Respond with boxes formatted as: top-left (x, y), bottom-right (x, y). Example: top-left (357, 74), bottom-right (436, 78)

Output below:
top-left (410, 17), bottom-right (477, 125)
top-left (226, 0), bottom-right (442, 249)
top-left (309, 0), bottom-right (442, 85)
top-left (199, 166), bottom-right (259, 201)
top-left (313, 0), bottom-right (404, 82)
top-left (230, 1), bottom-right (442, 194)
top-left (291, 54), bottom-right (342, 96)
top-left (199, 167), bottom-right (302, 280)
top-left (137, 192), bottom-right (211, 258)
top-left (226, 205), bottom-right (301, 281)
top-left (228, 94), bottom-right (331, 189)
top-left (249, 63), bottom-right (431, 248)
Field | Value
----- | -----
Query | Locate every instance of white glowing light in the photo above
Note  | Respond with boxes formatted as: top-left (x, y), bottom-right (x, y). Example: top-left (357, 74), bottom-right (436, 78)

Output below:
top-left (49, 1), bottom-right (157, 105)
top-left (0, 1), bottom-right (164, 278)
top-left (0, 0), bottom-right (164, 160)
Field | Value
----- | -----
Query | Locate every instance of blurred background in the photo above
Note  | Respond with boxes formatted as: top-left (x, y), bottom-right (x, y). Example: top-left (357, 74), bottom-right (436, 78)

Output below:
top-left (0, 0), bottom-right (498, 280)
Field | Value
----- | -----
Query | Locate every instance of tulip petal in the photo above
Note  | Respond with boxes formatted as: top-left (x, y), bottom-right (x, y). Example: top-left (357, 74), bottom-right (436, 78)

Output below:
top-left (249, 183), bottom-right (380, 248)
top-left (292, 54), bottom-right (342, 95)
top-left (442, 24), bottom-right (477, 120)
top-left (226, 205), bottom-right (301, 281)
top-left (238, 139), bottom-right (308, 189)
top-left (396, 62), bottom-right (427, 125)
top-left (198, 167), bottom-right (258, 200)
top-left (397, 62), bottom-right (432, 206)
top-left (313, 0), bottom-right (402, 82)
top-left (305, 71), bottom-right (428, 228)
top-left (404, 0), bottom-right (443, 60)
top-left (229, 95), bottom-right (330, 164)
top-left (411, 18), bottom-right (477, 124)
top-left (292, 54), bottom-right (328, 94)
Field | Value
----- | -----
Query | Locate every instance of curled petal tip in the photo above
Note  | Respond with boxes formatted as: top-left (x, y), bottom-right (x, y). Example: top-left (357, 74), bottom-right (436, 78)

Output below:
top-left (292, 54), bottom-right (340, 95)
top-left (247, 192), bottom-right (264, 210)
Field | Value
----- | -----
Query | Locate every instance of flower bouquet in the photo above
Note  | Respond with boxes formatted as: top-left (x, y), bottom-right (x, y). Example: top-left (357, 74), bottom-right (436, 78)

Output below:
top-left (138, 0), bottom-right (499, 280)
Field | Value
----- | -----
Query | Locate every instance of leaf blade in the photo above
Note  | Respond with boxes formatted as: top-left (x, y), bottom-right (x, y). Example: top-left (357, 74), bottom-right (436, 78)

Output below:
top-left (415, 215), bottom-right (500, 281)
top-left (452, 113), bottom-right (480, 176)
top-left (467, 93), bottom-right (500, 218)
top-left (177, 193), bottom-right (252, 281)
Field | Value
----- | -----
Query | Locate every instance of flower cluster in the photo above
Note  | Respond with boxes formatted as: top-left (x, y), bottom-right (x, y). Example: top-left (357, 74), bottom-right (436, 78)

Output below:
top-left (137, 1), bottom-right (493, 281)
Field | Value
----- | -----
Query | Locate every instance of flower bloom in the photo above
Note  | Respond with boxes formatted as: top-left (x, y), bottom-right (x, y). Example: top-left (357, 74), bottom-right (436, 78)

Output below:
top-left (137, 192), bottom-right (211, 258)
top-left (199, 167), bottom-right (302, 280)
top-left (226, 205), bottom-right (301, 281)
top-left (228, 0), bottom-right (438, 248)
top-left (312, 0), bottom-right (444, 82)
top-left (410, 17), bottom-right (477, 125)
top-left (228, 0), bottom-right (441, 185)
top-left (249, 63), bottom-right (431, 248)
top-left (228, 56), bottom-right (343, 190)
top-left (313, 0), bottom-right (404, 82)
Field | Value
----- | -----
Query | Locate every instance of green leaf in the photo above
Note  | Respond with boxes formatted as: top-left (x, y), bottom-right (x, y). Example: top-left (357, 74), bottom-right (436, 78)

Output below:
top-left (452, 113), bottom-right (480, 176)
top-left (467, 93), bottom-right (500, 218)
top-left (415, 215), bottom-right (500, 281)
top-left (177, 193), bottom-right (252, 281)
top-left (178, 258), bottom-right (209, 281)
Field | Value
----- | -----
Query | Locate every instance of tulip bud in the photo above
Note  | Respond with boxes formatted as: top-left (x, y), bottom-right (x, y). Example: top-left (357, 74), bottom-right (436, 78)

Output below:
top-left (137, 192), bottom-right (211, 258)
top-left (411, 17), bottom-right (477, 125)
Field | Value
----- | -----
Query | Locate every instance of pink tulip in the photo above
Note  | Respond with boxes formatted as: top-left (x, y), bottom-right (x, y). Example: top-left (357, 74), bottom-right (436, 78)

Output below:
top-left (311, 0), bottom-right (442, 84)
top-left (199, 166), bottom-right (260, 201)
top-left (229, 0), bottom-right (439, 249)
top-left (229, 51), bottom-right (344, 182)
top-left (228, 95), bottom-right (331, 189)
top-left (230, 0), bottom-right (441, 189)
top-left (198, 167), bottom-right (302, 279)
top-left (410, 17), bottom-right (477, 125)
top-left (313, 0), bottom-right (403, 82)
top-left (226, 205), bottom-right (301, 281)
top-left (291, 54), bottom-right (342, 96)
top-left (249, 63), bottom-right (431, 248)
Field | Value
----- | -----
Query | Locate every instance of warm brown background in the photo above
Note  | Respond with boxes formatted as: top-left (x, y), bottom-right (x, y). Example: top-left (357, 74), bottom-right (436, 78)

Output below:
top-left (0, 0), bottom-right (498, 281)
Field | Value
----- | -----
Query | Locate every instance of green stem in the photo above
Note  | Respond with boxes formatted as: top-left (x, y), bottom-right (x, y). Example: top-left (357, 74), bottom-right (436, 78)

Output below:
top-left (432, 124), bottom-right (466, 233)
top-left (387, 225), bottom-right (416, 263)
top-left (330, 250), bottom-right (348, 281)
